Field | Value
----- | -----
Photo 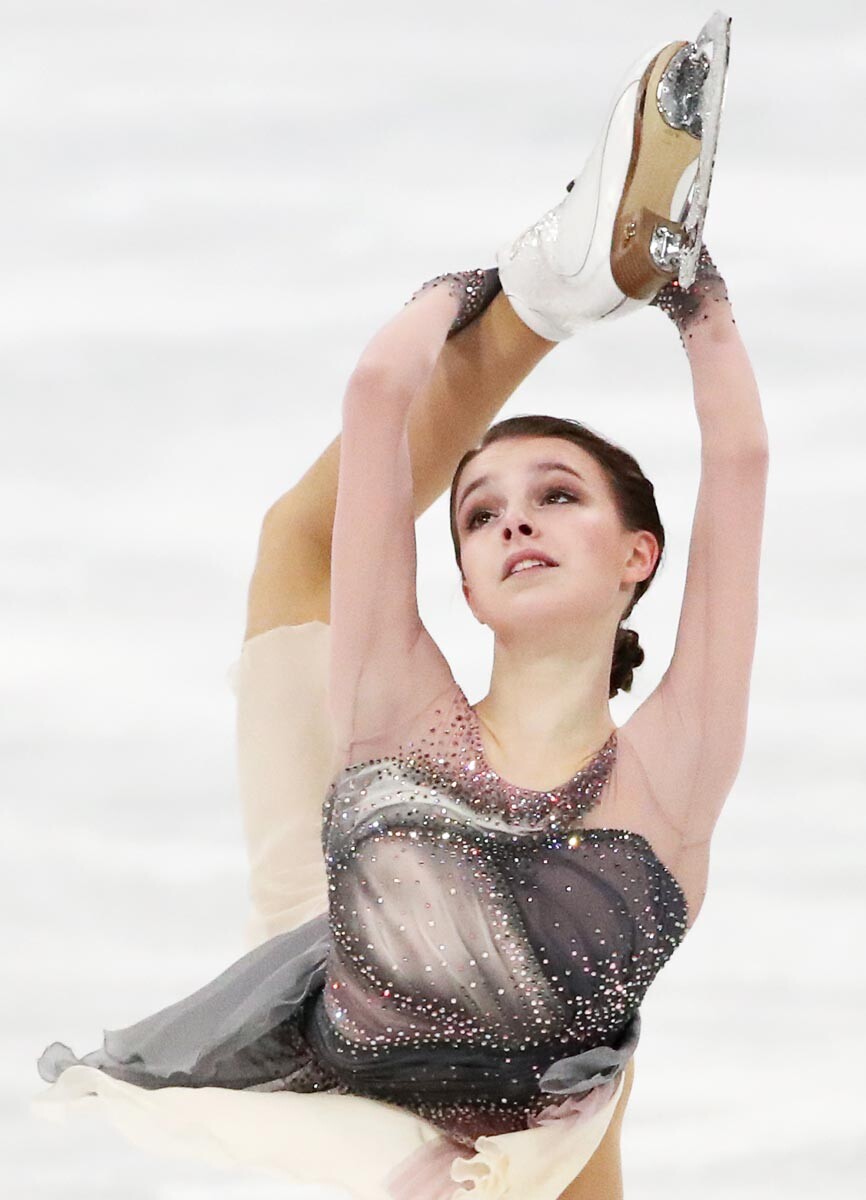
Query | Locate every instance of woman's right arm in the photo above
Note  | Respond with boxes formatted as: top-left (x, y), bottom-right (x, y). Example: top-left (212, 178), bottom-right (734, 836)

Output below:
top-left (327, 282), bottom-right (461, 768)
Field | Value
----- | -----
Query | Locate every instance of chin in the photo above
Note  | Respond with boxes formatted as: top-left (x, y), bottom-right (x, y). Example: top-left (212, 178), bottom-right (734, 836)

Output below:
top-left (483, 589), bottom-right (586, 631)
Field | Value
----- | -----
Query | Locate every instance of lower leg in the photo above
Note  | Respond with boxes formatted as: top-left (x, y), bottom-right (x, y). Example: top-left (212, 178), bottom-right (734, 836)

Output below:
top-left (554, 1057), bottom-right (635, 1200)
top-left (245, 291), bottom-right (554, 638)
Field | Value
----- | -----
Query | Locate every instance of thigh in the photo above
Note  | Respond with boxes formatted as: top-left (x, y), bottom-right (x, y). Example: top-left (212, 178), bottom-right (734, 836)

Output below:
top-left (229, 621), bottom-right (334, 948)
top-left (244, 502), bottom-right (333, 640)
top-left (554, 1057), bottom-right (636, 1200)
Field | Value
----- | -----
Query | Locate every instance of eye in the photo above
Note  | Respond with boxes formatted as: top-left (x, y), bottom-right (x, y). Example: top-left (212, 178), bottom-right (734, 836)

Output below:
top-left (464, 488), bottom-right (576, 531)
top-left (466, 507), bottom-right (493, 531)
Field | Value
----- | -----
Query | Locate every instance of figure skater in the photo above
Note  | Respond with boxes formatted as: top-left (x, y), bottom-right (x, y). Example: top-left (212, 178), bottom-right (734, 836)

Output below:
top-left (34, 12), bottom-right (769, 1200)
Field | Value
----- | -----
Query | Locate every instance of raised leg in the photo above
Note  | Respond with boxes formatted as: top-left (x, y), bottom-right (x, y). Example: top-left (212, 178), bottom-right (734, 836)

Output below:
top-left (244, 290), bottom-right (554, 640)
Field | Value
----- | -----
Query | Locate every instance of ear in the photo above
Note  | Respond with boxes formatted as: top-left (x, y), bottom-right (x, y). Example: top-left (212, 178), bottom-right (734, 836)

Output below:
top-left (624, 531), bottom-right (659, 585)
top-left (461, 577), bottom-right (488, 629)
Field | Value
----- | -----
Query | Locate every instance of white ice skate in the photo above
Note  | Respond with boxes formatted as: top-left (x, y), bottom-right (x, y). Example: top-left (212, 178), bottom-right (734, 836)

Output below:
top-left (496, 11), bottom-right (732, 342)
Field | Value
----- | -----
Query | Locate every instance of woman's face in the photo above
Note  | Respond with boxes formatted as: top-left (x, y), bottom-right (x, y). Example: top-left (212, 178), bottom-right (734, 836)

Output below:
top-left (453, 436), bottom-right (658, 633)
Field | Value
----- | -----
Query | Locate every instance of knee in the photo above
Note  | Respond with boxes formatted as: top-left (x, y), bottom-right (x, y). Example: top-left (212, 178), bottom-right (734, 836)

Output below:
top-left (257, 498), bottom-right (331, 577)
top-left (260, 490), bottom-right (316, 544)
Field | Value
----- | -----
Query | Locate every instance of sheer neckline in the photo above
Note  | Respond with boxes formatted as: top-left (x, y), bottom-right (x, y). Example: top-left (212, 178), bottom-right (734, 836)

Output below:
top-left (455, 686), bottom-right (618, 799)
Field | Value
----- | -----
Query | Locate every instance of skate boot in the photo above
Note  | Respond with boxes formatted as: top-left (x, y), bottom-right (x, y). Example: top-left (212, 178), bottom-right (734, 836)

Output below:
top-left (496, 10), bottom-right (732, 341)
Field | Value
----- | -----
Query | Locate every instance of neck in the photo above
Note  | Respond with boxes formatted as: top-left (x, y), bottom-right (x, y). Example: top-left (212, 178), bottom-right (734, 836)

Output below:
top-left (475, 614), bottom-right (618, 758)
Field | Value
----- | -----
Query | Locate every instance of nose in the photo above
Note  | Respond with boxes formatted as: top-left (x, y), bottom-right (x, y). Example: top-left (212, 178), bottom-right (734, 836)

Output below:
top-left (502, 517), bottom-right (534, 540)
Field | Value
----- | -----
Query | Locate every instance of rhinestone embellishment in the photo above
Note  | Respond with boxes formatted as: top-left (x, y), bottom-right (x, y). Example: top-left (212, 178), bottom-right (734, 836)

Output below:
top-left (406, 268), bottom-right (502, 338)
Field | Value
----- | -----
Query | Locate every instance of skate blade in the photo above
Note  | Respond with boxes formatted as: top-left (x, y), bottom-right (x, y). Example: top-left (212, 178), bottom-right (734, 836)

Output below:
top-left (677, 10), bottom-right (732, 288)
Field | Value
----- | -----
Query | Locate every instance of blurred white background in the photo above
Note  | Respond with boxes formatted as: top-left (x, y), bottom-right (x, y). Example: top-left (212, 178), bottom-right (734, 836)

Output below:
top-left (3, 0), bottom-right (865, 1196)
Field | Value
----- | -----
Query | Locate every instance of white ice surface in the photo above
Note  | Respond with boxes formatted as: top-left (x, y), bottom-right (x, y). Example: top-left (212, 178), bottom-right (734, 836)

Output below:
top-left (3, 1), bottom-right (865, 1197)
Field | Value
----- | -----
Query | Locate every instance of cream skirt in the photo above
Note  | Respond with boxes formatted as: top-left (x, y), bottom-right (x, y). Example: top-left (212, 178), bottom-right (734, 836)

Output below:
top-left (32, 622), bottom-right (624, 1200)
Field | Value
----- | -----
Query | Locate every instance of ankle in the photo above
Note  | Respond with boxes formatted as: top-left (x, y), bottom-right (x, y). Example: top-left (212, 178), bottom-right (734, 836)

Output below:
top-left (491, 290), bottom-right (559, 353)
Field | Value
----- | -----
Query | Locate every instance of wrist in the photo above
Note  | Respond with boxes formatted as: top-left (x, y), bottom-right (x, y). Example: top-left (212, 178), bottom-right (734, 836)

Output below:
top-left (682, 295), bottom-right (737, 345)
top-left (650, 244), bottom-right (733, 346)
top-left (405, 268), bottom-right (502, 338)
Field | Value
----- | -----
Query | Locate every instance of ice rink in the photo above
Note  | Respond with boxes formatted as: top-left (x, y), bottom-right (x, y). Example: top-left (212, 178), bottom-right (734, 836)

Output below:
top-left (4, 1), bottom-right (865, 1196)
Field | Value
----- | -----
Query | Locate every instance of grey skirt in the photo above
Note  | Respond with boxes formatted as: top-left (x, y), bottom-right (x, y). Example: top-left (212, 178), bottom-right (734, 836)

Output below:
top-left (37, 907), bottom-right (640, 1103)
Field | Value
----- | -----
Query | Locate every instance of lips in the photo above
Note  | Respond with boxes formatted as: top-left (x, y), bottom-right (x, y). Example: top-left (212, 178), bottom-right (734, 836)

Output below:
top-left (502, 550), bottom-right (559, 580)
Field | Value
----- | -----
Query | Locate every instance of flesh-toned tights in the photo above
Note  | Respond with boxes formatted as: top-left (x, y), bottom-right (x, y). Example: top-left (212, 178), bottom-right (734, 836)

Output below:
top-left (243, 289), bottom-right (634, 1200)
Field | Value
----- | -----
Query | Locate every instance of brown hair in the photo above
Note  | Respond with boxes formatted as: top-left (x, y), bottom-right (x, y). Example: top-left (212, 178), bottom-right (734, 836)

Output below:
top-left (449, 414), bottom-right (665, 698)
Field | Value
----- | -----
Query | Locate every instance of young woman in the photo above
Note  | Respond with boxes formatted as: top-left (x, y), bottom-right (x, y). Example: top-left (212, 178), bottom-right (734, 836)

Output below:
top-left (34, 12), bottom-right (768, 1200)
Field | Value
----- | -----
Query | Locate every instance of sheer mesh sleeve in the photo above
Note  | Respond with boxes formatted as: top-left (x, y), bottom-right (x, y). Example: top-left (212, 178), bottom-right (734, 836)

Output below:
top-left (327, 281), bottom-right (462, 770)
top-left (591, 309), bottom-right (769, 924)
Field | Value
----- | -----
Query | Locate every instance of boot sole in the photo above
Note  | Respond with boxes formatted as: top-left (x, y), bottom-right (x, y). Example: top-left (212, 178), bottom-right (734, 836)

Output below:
top-left (611, 40), bottom-right (700, 299)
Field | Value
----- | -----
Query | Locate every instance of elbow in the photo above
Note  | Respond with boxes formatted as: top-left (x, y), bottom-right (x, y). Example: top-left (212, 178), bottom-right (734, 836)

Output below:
top-left (349, 338), bottom-right (439, 402)
top-left (342, 357), bottom-right (394, 423)
top-left (343, 355), bottom-right (421, 419)
top-left (745, 432), bottom-right (770, 467)
top-left (346, 355), bottom-right (390, 396)
top-left (702, 430), bottom-right (770, 468)
top-left (750, 415), bottom-right (770, 463)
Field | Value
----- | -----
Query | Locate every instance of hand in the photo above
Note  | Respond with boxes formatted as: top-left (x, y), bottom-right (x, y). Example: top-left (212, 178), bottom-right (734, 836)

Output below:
top-left (649, 245), bottom-right (733, 344)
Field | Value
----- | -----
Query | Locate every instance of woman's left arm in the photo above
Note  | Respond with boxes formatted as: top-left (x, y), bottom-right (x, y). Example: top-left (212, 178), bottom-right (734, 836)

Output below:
top-left (621, 249), bottom-right (770, 844)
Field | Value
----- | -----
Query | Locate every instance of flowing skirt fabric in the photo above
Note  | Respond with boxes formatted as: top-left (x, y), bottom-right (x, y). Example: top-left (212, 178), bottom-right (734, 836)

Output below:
top-left (32, 622), bottom-right (625, 1200)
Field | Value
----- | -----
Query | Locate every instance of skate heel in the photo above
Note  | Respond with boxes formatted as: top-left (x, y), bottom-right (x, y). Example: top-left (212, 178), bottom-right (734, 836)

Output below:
top-left (611, 210), bottom-right (690, 299)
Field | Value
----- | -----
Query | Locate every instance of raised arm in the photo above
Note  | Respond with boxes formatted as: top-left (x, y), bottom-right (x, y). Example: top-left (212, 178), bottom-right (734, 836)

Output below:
top-left (328, 276), bottom-right (473, 768)
top-left (620, 249), bottom-right (769, 845)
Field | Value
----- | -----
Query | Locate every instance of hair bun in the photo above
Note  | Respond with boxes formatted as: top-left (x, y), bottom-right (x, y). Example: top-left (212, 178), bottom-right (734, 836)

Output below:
top-left (610, 625), bottom-right (644, 698)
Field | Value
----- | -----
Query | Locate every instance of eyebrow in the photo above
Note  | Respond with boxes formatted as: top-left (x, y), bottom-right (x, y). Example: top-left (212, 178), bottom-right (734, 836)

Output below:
top-left (457, 461), bottom-right (586, 514)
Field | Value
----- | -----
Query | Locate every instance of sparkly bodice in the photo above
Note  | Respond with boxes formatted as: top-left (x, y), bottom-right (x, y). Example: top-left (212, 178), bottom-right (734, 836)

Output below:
top-left (305, 684), bottom-right (688, 1142)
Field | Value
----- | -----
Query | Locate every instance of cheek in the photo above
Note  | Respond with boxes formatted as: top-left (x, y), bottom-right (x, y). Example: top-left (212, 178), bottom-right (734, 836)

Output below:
top-left (585, 519), bottom-right (618, 557)
top-left (557, 514), bottom-right (625, 586)
top-left (459, 538), bottom-right (497, 599)
top-left (572, 509), bottom-right (619, 553)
